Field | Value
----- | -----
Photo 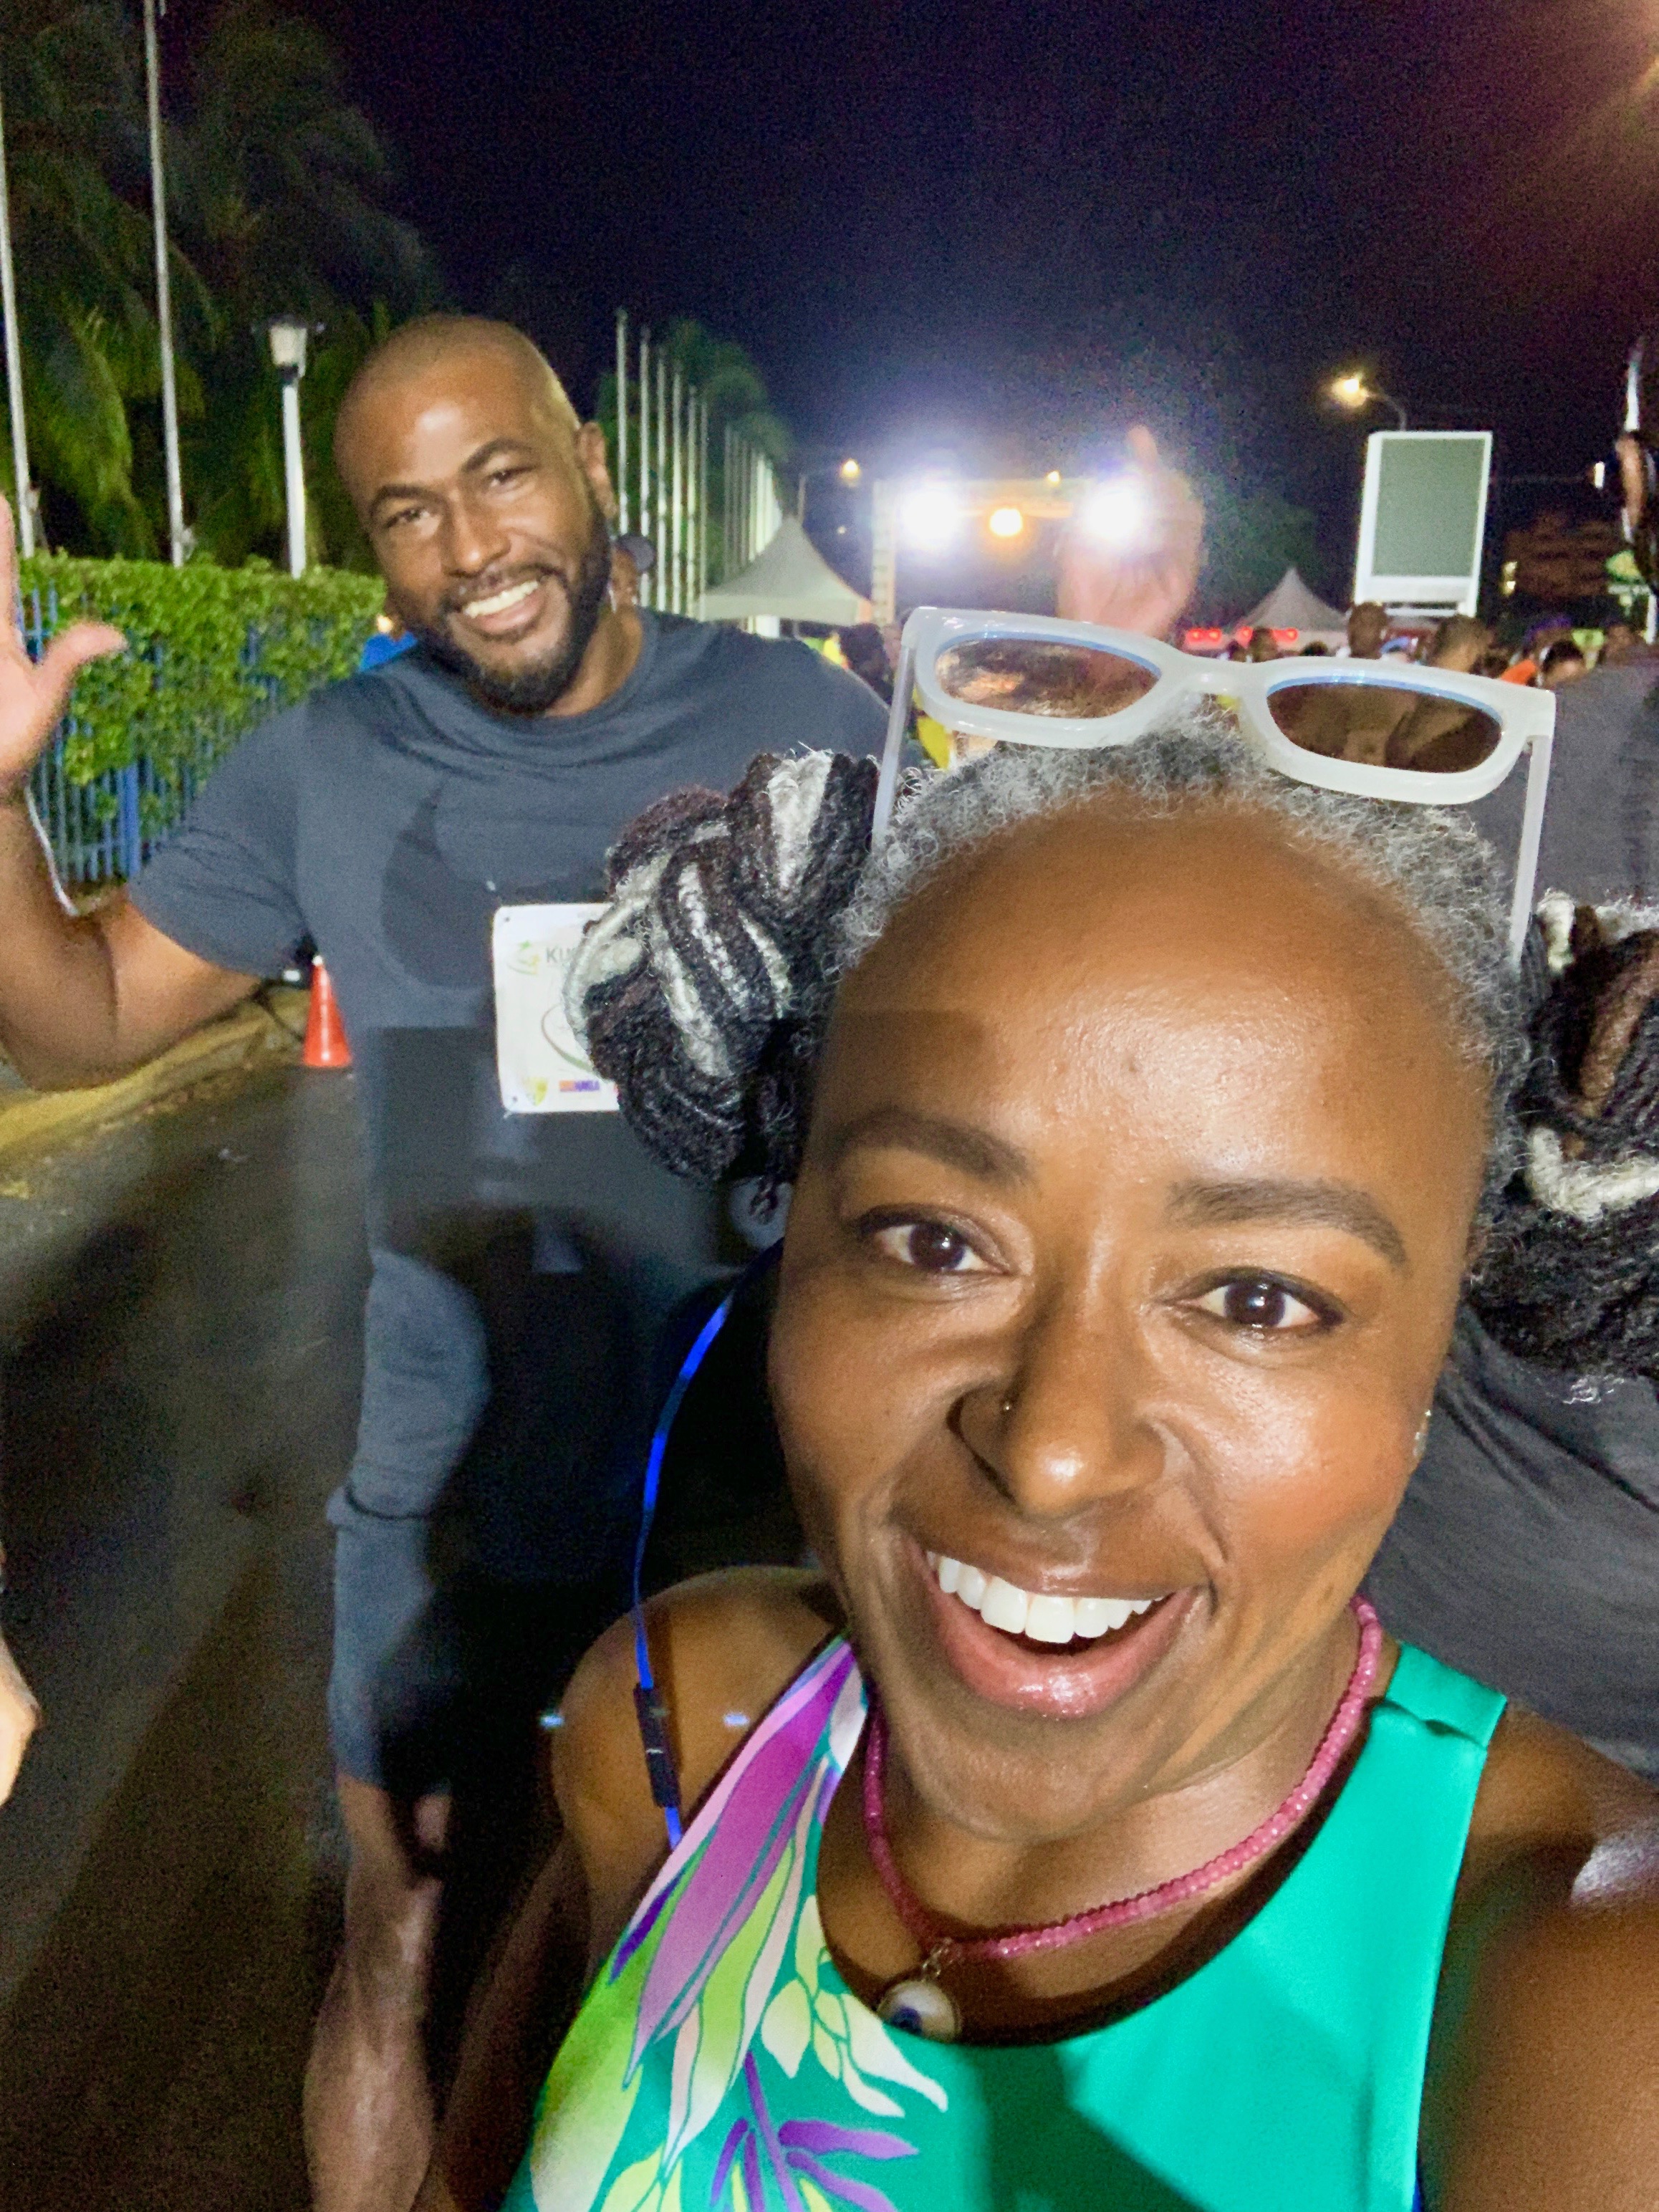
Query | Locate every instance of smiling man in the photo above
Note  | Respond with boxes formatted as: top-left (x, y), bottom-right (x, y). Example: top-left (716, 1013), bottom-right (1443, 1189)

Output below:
top-left (0, 314), bottom-right (884, 2212)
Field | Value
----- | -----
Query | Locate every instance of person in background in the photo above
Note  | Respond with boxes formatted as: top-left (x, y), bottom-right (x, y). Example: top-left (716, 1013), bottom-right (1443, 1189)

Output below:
top-left (838, 621), bottom-right (895, 703)
top-left (1500, 616), bottom-right (1573, 688)
top-left (901, 435), bottom-right (1205, 761)
top-left (1597, 618), bottom-right (1646, 666)
top-left (1473, 653), bottom-right (1659, 900)
top-left (1343, 601), bottom-right (1388, 658)
top-left (1539, 638), bottom-right (1589, 690)
top-left (1054, 424), bottom-right (1203, 638)
top-left (607, 532), bottom-right (655, 611)
top-left (360, 611), bottom-right (415, 672)
top-left (1244, 625), bottom-right (1279, 661)
top-left (0, 314), bottom-right (885, 2212)
top-left (1367, 898), bottom-right (1659, 1779)
top-left (1471, 354), bottom-right (1659, 900)
top-left (1299, 640), bottom-right (1332, 655)
top-left (1422, 614), bottom-right (1493, 674)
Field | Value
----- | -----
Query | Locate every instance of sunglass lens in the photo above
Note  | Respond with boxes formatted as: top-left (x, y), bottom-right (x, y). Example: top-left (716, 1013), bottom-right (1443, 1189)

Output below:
top-left (1268, 683), bottom-right (1502, 773)
top-left (934, 638), bottom-right (1157, 717)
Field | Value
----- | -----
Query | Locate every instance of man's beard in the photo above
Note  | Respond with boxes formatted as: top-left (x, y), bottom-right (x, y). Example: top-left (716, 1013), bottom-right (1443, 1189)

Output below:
top-left (413, 504), bottom-right (615, 716)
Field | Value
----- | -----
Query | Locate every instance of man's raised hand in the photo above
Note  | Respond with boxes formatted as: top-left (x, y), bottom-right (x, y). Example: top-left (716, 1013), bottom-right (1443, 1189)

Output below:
top-left (0, 496), bottom-right (125, 803)
top-left (1055, 427), bottom-right (1203, 642)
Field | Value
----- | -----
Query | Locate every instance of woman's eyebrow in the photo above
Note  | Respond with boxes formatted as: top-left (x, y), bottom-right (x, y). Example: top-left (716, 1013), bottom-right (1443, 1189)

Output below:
top-left (822, 1107), bottom-right (1032, 1186)
top-left (1167, 1178), bottom-right (1409, 1270)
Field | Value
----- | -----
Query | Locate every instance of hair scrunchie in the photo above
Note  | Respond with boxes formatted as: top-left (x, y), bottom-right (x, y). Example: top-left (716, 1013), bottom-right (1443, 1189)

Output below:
top-left (567, 749), bottom-right (880, 1186)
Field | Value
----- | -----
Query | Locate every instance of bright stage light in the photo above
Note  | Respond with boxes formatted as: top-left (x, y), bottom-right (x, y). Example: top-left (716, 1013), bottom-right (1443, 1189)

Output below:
top-left (839, 457), bottom-right (862, 482)
top-left (900, 483), bottom-right (961, 550)
top-left (1044, 469), bottom-right (1062, 486)
top-left (987, 505), bottom-right (1024, 538)
top-left (1330, 373), bottom-right (1368, 410)
top-left (1077, 478), bottom-right (1145, 544)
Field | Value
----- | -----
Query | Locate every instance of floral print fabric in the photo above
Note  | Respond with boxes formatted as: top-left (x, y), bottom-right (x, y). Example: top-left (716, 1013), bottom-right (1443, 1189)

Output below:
top-left (503, 1635), bottom-right (1505, 2212)
top-left (504, 1640), bottom-right (948, 2212)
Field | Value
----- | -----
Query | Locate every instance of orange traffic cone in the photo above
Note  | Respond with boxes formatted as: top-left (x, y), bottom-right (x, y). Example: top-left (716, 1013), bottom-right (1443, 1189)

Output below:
top-left (302, 954), bottom-right (352, 1070)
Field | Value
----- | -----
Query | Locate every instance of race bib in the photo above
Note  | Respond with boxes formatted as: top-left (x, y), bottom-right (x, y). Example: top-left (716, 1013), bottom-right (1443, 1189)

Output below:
top-left (491, 903), bottom-right (620, 1114)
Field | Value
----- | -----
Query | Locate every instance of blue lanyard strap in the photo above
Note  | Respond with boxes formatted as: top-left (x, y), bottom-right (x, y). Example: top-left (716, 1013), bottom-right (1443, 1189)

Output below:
top-left (631, 1248), bottom-right (780, 1847)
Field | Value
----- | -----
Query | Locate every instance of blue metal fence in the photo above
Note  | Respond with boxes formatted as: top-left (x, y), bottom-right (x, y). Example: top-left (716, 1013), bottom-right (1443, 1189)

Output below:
top-left (21, 583), bottom-right (261, 888)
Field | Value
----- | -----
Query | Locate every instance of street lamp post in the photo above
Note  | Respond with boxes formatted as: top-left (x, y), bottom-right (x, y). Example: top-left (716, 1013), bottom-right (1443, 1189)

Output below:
top-left (143, 0), bottom-right (186, 567)
top-left (266, 317), bottom-right (310, 577)
top-left (1329, 372), bottom-right (1408, 432)
top-left (0, 75), bottom-right (34, 556)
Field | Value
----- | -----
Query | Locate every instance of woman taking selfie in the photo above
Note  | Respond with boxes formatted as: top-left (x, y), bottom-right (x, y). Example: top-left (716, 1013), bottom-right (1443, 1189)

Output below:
top-left (420, 700), bottom-right (1659, 2212)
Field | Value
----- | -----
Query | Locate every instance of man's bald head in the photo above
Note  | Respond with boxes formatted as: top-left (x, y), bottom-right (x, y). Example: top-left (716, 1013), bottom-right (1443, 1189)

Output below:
top-left (336, 313), bottom-right (623, 716)
top-left (333, 315), bottom-right (581, 489)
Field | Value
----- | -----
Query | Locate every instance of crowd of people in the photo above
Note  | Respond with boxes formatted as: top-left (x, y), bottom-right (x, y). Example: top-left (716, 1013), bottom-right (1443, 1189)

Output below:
top-left (1234, 602), bottom-right (1637, 690)
top-left (0, 317), bottom-right (1656, 2212)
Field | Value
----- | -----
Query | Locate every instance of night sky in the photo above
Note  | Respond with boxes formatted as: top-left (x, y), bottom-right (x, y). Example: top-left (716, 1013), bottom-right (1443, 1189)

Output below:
top-left (186, 0), bottom-right (1659, 583)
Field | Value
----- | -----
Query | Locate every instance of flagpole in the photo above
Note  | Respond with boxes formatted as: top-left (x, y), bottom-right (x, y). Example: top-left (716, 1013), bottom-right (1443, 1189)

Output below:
top-left (655, 350), bottom-right (668, 607)
top-left (638, 327), bottom-right (652, 607)
top-left (0, 80), bottom-right (34, 557)
top-left (670, 362), bottom-right (684, 614)
top-left (143, 0), bottom-right (186, 566)
top-left (614, 309), bottom-right (629, 537)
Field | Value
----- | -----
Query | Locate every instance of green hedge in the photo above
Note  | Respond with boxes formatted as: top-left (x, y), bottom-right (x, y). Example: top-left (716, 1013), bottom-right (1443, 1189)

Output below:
top-left (20, 554), bottom-right (385, 786)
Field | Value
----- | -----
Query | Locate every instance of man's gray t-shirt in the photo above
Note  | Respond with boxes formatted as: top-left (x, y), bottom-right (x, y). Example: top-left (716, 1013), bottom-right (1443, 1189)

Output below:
top-left (132, 612), bottom-right (885, 1569)
top-left (1370, 1309), bottom-right (1659, 1780)
top-left (1470, 662), bottom-right (1659, 904)
top-left (1375, 666), bottom-right (1659, 1777)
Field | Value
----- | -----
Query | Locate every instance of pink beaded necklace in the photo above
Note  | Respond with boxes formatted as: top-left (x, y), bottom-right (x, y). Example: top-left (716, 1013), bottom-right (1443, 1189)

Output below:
top-left (862, 1595), bottom-right (1384, 2042)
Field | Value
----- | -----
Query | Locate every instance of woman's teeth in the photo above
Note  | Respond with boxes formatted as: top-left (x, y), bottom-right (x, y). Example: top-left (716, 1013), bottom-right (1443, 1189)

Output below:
top-left (463, 577), bottom-right (539, 618)
top-left (928, 1553), bottom-right (1160, 1644)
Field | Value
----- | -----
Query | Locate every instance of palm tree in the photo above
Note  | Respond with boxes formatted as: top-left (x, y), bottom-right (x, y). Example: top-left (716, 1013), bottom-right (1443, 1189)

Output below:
top-left (169, 1), bottom-right (428, 327)
top-left (166, 0), bottom-right (438, 567)
top-left (0, 1), bottom-right (435, 562)
top-left (660, 319), bottom-right (794, 471)
top-left (0, 0), bottom-right (194, 552)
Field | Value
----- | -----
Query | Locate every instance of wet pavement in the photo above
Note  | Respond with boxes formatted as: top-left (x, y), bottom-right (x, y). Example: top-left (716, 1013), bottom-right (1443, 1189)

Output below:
top-left (0, 1067), bottom-right (370, 2212)
top-left (0, 1063), bottom-right (799, 2211)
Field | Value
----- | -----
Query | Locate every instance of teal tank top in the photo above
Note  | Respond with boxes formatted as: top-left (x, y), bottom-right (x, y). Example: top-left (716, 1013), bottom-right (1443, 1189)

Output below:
top-left (505, 1634), bottom-right (1504, 2212)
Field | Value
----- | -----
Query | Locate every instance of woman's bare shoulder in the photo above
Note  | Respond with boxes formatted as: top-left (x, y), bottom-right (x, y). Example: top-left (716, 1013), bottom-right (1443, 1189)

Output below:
top-left (1433, 1708), bottom-right (1659, 2208)
top-left (549, 1567), bottom-right (843, 1955)
top-left (1462, 1703), bottom-right (1658, 1877)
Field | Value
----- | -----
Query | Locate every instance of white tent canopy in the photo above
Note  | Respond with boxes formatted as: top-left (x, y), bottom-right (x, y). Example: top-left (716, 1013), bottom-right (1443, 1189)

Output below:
top-left (698, 515), bottom-right (872, 625)
top-left (1236, 567), bottom-right (1348, 638)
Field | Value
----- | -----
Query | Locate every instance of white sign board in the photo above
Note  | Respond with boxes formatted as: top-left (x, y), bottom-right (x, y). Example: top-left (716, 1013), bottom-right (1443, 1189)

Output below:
top-left (1353, 431), bottom-right (1492, 615)
top-left (491, 903), bottom-right (619, 1114)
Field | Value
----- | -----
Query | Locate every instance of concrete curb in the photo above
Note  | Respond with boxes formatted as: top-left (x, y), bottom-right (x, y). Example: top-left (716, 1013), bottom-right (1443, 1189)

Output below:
top-left (0, 991), bottom-right (308, 1173)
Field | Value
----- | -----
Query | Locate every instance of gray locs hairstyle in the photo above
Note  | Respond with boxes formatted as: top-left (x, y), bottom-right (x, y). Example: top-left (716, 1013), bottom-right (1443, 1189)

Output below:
top-left (569, 713), bottom-right (1527, 1215)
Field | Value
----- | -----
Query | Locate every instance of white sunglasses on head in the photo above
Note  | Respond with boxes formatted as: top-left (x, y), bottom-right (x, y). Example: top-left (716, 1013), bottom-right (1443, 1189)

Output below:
top-left (873, 609), bottom-right (1556, 963)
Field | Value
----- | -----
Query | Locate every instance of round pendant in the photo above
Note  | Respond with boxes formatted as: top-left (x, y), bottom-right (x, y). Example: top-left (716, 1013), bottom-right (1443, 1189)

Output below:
top-left (875, 1975), bottom-right (961, 2042)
